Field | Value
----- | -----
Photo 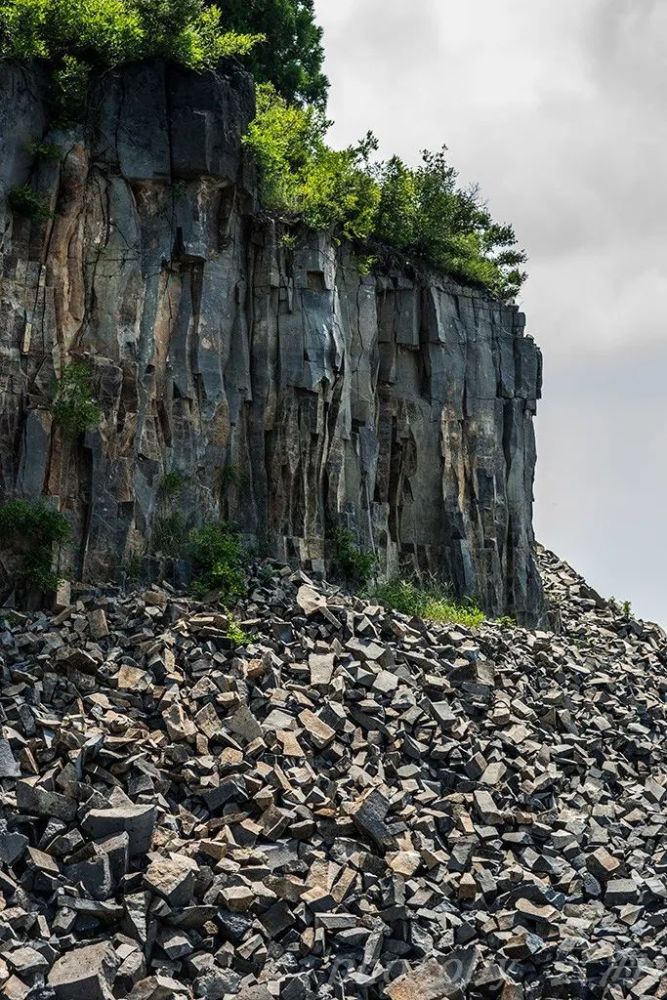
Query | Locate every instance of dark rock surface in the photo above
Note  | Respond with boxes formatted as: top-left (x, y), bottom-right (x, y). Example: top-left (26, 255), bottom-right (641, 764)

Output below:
top-left (1, 549), bottom-right (666, 998)
top-left (0, 60), bottom-right (543, 622)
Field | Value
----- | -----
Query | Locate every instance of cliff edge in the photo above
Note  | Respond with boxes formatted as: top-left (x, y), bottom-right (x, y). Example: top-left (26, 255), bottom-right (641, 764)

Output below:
top-left (0, 60), bottom-right (543, 622)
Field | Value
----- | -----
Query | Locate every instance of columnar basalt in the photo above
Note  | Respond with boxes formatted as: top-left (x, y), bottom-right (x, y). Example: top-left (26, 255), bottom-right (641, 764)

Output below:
top-left (0, 60), bottom-right (543, 622)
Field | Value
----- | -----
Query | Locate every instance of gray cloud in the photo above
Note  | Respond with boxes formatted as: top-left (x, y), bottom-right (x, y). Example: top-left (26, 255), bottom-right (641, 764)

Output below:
top-left (315, 0), bottom-right (667, 624)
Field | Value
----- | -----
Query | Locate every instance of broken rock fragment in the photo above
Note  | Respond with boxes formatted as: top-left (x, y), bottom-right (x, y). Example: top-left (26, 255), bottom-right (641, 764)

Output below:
top-left (1, 549), bottom-right (667, 998)
top-left (47, 942), bottom-right (118, 1000)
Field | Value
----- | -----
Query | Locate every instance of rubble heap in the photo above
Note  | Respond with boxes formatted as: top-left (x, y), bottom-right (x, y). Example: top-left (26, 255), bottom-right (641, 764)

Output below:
top-left (1, 549), bottom-right (666, 999)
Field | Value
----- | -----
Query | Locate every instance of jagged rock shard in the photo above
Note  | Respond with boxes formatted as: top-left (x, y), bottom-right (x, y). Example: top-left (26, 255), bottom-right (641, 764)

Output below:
top-left (386, 949), bottom-right (478, 1000)
top-left (81, 805), bottom-right (156, 857)
top-left (47, 942), bottom-right (118, 1000)
top-left (16, 779), bottom-right (76, 822)
top-left (296, 585), bottom-right (327, 617)
top-left (144, 853), bottom-right (198, 908)
top-left (0, 738), bottom-right (20, 778)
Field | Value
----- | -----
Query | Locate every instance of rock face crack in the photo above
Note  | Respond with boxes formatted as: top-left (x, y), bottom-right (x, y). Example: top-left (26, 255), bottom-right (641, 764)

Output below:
top-left (0, 60), bottom-right (543, 622)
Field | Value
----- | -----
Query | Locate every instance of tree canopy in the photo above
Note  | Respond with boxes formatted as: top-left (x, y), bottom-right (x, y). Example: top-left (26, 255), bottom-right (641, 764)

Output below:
top-left (0, 0), bottom-right (527, 299)
top-left (0, 0), bottom-right (260, 70)
top-left (220, 0), bottom-right (328, 108)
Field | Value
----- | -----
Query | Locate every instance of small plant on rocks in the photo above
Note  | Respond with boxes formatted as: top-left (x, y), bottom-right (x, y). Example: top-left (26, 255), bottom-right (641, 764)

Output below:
top-left (188, 522), bottom-right (247, 604)
top-left (372, 577), bottom-right (485, 628)
top-left (0, 499), bottom-right (70, 592)
top-left (331, 527), bottom-right (376, 589)
top-left (152, 512), bottom-right (186, 558)
top-left (27, 137), bottom-right (62, 160)
top-left (226, 614), bottom-right (256, 648)
top-left (158, 470), bottom-right (186, 501)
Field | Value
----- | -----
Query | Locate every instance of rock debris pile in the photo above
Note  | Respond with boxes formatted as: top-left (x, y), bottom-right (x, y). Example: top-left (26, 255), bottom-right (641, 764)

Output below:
top-left (1, 549), bottom-right (666, 999)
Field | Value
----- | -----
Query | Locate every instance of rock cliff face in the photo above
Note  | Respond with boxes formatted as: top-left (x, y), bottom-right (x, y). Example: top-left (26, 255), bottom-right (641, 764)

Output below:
top-left (0, 60), bottom-right (544, 622)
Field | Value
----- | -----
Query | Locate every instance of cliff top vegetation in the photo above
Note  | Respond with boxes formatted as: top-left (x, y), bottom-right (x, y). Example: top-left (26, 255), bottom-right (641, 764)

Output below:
top-left (0, 0), bottom-right (527, 300)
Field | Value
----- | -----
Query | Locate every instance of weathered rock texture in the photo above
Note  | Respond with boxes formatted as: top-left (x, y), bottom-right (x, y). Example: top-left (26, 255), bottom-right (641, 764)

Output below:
top-left (1, 551), bottom-right (667, 998)
top-left (0, 60), bottom-right (543, 621)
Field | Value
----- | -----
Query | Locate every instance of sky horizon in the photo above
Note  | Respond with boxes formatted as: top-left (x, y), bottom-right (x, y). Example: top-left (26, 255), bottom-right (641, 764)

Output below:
top-left (314, 0), bottom-right (667, 627)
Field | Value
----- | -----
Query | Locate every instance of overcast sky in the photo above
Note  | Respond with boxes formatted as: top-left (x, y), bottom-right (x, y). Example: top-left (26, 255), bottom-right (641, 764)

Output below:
top-left (314, 0), bottom-right (667, 626)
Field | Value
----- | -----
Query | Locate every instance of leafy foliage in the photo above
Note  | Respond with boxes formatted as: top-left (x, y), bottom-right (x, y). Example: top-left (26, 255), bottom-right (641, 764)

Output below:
top-left (51, 54), bottom-right (91, 122)
top-left (245, 85), bottom-right (380, 242)
top-left (0, 499), bottom-right (70, 592)
top-left (494, 615), bottom-right (517, 628)
top-left (50, 362), bottom-right (101, 439)
top-left (188, 522), bottom-right (247, 604)
top-left (152, 512), bottom-right (186, 557)
top-left (27, 136), bottom-right (62, 160)
top-left (225, 613), bottom-right (256, 647)
top-left (221, 0), bottom-right (327, 107)
top-left (246, 90), bottom-right (527, 300)
top-left (0, 0), bottom-right (261, 120)
top-left (159, 470), bottom-right (186, 501)
top-left (8, 184), bottom-right (51, 221)
top-left (372, 578), bottom-right (485, 629)
top-left (332, 528), bottom-right (376, 589)
top-left (374, 149), bottom-right (527, 301)
top-left (0, 0), bottom-right (261, 68)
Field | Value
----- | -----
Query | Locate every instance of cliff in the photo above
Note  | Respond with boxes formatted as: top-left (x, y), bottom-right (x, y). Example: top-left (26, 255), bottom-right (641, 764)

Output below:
top-left (0, 60), bottom-right (544, 622)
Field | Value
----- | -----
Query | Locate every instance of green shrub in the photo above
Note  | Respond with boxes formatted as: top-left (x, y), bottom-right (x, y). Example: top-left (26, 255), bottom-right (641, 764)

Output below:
top-left (226, 613), bottom-right (256, 647)
top-left (372, 577), bottom-right (485, 629)
top-left (188, 522), bottom-right (247, 604)
top-left (245, 84), bottom-right (380, 242)
top-left (279, 232), bottom-right (297, 252)
top-left (50, 362), bottom-right (101, 439)
top-left (0, 0), bottom-right (261, 69)
top-left (159, 470), bottom-right (186, 501)
top-left (51, 54), bottom-right (91, 122)
top-left (0, 499), bottom-right (70, 591)
top-left (246, 91), bottom-right (527, 301)
top-left (153, 512), bottom-right (186, 557)
top-left (373, 148), bottom-right (527, 301)
top-left (332, 528), bottom-right (376, 589)
top-left (355, 253), bottom-right (377, 278)
top-left (27, 137), bottom-right (62, 160)
top-left (8, 184), bottom-right (51, 222)
top-left (0, 0), bottom-right (262, 121)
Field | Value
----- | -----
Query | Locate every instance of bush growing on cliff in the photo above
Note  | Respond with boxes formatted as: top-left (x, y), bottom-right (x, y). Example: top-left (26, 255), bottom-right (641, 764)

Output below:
top-left (188, 522), bottom-right (247, 603)
top-left (8, 184), bottom-right (51, 222)
top-left (245, 84), bottom-right (380, 242)
top-left (0, 499), bottom-right (70, 592)
top-left (0, 0), bottom-right (262, 118)
top-left (0, 0), bottom-right (261, 67)
top-left (50, 362), bottom-right (101, 439)
top-left (246, 91), bottom-right (527, 301)
top-left (331, 528), bottom-right (376, 589)
top-left (374, 149), bottom-right (527, 301)
top-left (27, 137), bottom-right (62, 161)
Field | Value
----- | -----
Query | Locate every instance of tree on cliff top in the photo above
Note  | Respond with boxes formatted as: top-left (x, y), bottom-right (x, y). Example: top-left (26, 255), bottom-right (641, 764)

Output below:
top-left (0, 0), bottom-right (261, 70)
top-left (0, 0), bottom-right (327, 105)
top-left (220, 0), bottom-right (328, 108)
